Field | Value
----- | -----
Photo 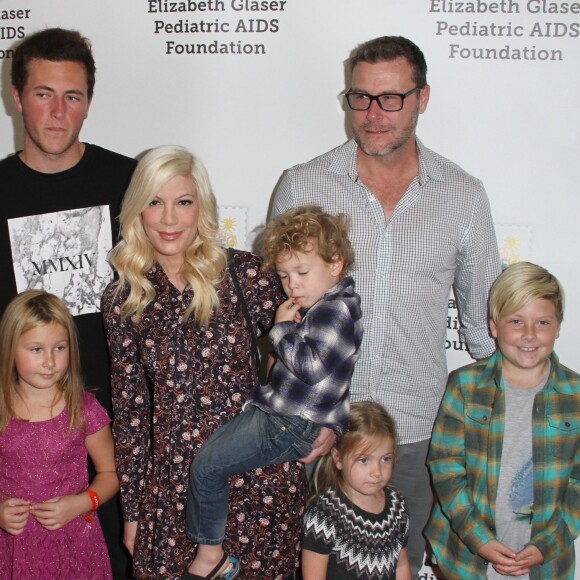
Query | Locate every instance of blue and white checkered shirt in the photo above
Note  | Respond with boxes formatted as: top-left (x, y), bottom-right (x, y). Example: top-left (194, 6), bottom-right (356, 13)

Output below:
top-left (248, 276), bottom-right (362, 435)
top-left (271, 139), bottom-right (501, 444)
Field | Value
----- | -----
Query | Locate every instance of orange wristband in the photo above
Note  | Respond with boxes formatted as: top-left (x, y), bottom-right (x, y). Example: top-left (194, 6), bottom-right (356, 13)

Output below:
top-left (83, 488), bottom-right (100, 523)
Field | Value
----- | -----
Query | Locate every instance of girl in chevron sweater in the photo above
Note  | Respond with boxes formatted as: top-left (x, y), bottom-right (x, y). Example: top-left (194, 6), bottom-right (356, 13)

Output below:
top-left (302, 401), bottom-right (411, 580)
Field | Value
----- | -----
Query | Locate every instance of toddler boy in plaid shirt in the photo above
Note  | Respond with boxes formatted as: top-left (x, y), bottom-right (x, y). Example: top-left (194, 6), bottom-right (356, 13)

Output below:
top-left (184, 206), bottom-right (363, 579)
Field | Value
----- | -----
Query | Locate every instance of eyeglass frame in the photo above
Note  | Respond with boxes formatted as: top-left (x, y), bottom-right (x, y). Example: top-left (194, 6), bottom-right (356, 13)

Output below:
top-left (344, 87), bottom-right (422, 112)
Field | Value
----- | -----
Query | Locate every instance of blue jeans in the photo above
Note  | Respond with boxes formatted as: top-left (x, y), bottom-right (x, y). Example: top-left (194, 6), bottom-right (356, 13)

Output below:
top-left (185, 405), bottom-right (321, 545)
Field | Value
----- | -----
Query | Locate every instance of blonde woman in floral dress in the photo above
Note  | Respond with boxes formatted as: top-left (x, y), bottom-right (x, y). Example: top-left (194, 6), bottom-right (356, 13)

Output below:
top-left (102, 146), bottom-right (334, 579)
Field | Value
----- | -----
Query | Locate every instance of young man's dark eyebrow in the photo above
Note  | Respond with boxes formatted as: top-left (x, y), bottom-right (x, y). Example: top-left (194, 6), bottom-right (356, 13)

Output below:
top-left (30, 84), bottom-right (86, 96)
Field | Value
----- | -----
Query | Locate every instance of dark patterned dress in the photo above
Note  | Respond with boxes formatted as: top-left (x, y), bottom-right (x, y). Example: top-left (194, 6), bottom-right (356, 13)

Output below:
top-left (101, 251), bottom-right (308, 579)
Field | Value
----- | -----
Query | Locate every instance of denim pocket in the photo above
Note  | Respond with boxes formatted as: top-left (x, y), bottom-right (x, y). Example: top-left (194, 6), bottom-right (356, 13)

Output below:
top-left (269, 415), bottom-right (321, 458)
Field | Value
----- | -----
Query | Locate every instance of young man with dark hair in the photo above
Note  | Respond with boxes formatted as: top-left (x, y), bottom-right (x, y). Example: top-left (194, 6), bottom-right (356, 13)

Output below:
top-left (0, 27), bottom-right (137, 579)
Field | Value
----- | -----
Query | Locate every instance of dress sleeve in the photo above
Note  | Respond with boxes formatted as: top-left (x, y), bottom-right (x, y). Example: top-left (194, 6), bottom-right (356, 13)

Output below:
top-left (454, 182), bottom-right (501, 360)
top-left (427, 370), bottom-right (496, 554)
top-left (229, 250), bottom-right (285, 337)
top-left (82, 392), bottom-right (111, 435)
top-left (101, 284), bottom-right (151, 522)
top-left (391, 488), bottom-right (410, 549)
top-left (302, 497), bottom-right (334, 555)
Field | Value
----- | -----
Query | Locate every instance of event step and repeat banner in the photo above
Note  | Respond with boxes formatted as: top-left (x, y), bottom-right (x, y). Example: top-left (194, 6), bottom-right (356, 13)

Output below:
top-left (1, 1), bottom-right (578, 576)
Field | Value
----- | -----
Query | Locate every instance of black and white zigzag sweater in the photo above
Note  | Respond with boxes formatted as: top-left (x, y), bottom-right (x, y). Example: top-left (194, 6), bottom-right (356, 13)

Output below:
top-left (302, 486), bottom-right (409, 579)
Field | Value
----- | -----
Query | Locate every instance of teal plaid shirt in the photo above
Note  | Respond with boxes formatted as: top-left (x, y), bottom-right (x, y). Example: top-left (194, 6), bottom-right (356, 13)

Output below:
top-left (426, 351), bottom-right (580, 579)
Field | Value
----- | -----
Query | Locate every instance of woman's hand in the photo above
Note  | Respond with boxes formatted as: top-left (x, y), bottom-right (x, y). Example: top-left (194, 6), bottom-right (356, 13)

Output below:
top-left (124, 521), bottom-right (138, 555)
top-left (0, 497), bottom-right (31, 535)
top-left (30, 494), bottom-right (88, 530)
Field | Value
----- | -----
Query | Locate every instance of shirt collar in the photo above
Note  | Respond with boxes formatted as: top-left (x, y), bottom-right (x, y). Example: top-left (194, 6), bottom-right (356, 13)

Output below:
top-left (334, 137), bottom-right (444, 187)
top-left (482, 350), bottom-right (567, 394)
top-left (300, 276), bottom-right (357, 316)
top-left (416, 138), bottom-right (445, 185)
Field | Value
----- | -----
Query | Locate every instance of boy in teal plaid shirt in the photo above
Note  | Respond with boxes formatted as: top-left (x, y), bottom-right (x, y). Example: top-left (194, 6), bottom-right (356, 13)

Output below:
top-left (426, 262), bottom-right (580, 579)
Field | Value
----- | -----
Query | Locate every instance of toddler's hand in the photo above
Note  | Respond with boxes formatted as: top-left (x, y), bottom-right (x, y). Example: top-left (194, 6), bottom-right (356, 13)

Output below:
top-left (275, 298), bottom-right (301, 324)
top-left (0, 497), bottom-right (31, 535)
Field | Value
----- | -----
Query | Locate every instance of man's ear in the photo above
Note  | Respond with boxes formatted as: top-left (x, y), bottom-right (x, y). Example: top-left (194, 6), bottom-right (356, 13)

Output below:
top-left (419, 84), bottom-right (430, 114)
top-left (489, 319), bottom-right (498, 339)
top-left (11, 87), bottom-right (23, 113)
top-left (85, 94), bottom-right (93, 119)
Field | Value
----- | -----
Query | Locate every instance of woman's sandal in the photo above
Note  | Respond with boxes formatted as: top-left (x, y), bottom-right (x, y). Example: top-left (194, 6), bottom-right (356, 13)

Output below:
top-left (182, 553), bottom-right (240, 580)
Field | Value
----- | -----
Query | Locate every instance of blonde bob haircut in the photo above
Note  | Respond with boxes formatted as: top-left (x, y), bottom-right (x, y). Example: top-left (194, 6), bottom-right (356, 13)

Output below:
top-left (310, 401), bottom-right (397, 503)
top-left (489, 261), bottom-right (564, 324)
top-left (109, 145), bottom-right (227, 325)
top-left (0, 290), bottom-right (85, 434)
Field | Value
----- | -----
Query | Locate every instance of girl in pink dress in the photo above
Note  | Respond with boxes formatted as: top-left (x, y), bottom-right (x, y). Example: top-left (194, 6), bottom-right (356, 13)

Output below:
top-left (0, 290), bottom-right (119, 579)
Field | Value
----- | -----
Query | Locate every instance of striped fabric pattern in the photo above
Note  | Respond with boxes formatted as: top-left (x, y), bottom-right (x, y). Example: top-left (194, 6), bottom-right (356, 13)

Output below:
top-left (272, 138), bottom-right (501, 444)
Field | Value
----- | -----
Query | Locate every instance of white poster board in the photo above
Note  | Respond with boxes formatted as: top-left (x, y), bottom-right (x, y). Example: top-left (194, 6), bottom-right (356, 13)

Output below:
top-left (1, 1), bottom-right (579, 576)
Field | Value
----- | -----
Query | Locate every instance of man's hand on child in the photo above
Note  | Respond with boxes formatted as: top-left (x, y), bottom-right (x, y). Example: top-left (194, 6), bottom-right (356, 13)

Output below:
top-left (275, 298), bottom-right (302, 324)
top-left (299, 427), bottom-right (337, 463)
top-left (0, 497), bottom-right (31, 535)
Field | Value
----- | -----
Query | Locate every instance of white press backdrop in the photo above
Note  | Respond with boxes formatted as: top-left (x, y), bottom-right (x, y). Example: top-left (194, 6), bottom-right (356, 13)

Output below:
top-left (1, 1), bottom-right (579, 576)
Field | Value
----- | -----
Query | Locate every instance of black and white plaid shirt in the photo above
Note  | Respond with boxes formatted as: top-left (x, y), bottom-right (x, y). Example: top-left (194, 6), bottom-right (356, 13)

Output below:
top-left (249, 277), bottom-right (363, 436)
top-left (272, 138), bottom-right (501, 444)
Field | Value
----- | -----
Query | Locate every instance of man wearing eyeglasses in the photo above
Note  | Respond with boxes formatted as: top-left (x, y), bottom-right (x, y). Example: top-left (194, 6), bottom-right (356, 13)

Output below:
top-left (271, 35), bottom-right (501, 577)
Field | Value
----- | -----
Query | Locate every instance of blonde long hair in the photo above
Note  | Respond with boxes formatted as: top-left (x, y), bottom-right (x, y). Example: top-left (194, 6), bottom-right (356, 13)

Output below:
top-left (310, 401), bottom-right (397, 502)
top-left (108, 145), bottom-right (227, 325)
top-left (0, 290), bottom-right (85, 434)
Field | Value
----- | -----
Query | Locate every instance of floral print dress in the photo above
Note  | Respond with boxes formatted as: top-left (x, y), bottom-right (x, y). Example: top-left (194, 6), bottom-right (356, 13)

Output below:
top-left (102, 250), bottom-right (307, 579)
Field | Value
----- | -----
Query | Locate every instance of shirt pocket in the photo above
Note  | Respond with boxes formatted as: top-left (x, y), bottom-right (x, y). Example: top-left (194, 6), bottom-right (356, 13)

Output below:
top-left (465, 404), bottom-right (492, 453)
top-left (547, 413), bottom-right (580, 460)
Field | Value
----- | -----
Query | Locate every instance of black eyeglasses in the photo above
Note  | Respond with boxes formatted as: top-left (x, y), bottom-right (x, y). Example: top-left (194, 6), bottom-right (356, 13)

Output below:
top-left (345, 87), bottom-right (421, 112)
